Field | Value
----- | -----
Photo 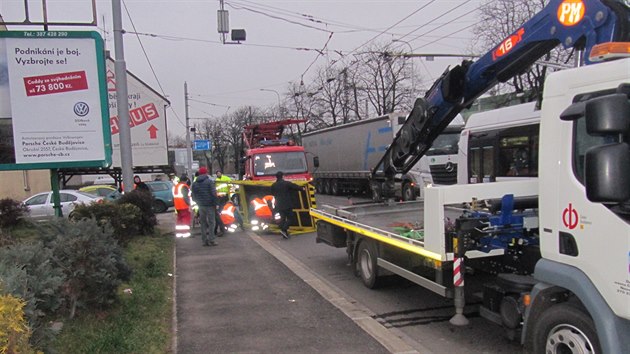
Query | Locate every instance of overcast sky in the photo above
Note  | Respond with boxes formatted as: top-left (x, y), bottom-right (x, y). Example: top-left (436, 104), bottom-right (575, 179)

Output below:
top-left (1, 0), bottom-right (482, 138)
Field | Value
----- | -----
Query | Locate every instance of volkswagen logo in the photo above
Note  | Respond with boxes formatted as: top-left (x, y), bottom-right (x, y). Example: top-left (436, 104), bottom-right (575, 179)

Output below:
top-left (73, 102), bottom-right (89, 117)
top-left (444, 162), bottom-right (455, 173)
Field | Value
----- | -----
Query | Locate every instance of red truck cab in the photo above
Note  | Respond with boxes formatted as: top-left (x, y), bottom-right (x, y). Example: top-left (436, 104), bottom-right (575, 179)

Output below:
top-left (242, 120), bottom-right (312, 182)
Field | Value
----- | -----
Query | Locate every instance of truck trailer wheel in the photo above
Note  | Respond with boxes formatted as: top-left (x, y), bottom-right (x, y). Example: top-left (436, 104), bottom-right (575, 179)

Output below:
top-left (323, 179), bottom-right (331, 195)
top-left (330, 179), bottom-right (340, 195)
top-left (357, 240), bottom-right (381, 289)
top-left (532, 303), bottom-right (601, 354)
top-left (402, 182), bottom-right (416, 201)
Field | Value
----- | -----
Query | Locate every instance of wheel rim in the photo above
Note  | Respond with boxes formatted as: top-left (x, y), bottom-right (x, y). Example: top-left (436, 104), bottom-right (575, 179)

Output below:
top-left (360, 249), bottom-right (373, 280)
top-left (546, 324), bottom-right (596, 354)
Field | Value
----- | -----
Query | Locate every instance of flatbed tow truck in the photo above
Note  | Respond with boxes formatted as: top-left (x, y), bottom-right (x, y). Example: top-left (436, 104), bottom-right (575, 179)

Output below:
top-left (311, 1), bottom-right (630, 353)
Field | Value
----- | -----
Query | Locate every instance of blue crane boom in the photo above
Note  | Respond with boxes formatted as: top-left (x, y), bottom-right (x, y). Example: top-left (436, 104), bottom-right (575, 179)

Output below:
top-left (372, 0), bottom-right (630, 197)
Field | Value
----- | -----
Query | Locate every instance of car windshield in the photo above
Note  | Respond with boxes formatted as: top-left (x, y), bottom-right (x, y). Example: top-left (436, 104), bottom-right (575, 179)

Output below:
top-left (253, 152), bottom-right (307, 176)
top-left (426, 132), bottom-right (460, 156)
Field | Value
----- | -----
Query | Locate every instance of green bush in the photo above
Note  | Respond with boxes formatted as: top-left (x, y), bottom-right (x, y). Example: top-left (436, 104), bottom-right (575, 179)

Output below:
top-left (0, 242), bottom-right (65, 348)
top-left (0, 198), bottom-right (28, 229)
top-left (69, 202), bottom-right (142, 246)
top-left (117, 190), bottom-right (157, 235)
top-left (40, 219), bottom-right (131, 319)
top-left (0, 293), bottom-right (40, 354)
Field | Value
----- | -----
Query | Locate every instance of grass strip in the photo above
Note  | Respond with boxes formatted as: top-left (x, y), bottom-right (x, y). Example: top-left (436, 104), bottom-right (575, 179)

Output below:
top-left (52, 232), bottom-right (174, 353)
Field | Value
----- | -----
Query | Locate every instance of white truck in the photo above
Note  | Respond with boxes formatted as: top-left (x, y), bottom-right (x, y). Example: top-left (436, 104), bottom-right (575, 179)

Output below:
top-left (303, 113), bottom-right (463, 201)
top-left (457, 102), bottom-right (540, 184)
top-left (311, 1), bottom-right (630, 352)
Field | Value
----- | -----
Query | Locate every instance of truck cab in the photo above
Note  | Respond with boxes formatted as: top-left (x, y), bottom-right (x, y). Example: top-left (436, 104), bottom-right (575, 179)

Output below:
top-left (243, 143), bottom-right (311, 181)
top-left (241, 119), bottom-right (312, 181)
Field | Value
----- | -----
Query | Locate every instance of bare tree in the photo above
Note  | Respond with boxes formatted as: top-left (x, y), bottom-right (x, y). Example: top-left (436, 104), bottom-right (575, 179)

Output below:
top-left (472, 0), bottom-right (571, 105)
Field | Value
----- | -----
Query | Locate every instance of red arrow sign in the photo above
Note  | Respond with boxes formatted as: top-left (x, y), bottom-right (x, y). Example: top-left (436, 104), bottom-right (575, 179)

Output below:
top-left (148, 124), bottom-right (158, 139)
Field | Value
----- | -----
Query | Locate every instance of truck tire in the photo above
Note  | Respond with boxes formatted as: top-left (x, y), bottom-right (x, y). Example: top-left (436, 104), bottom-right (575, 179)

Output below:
top-left (532, 303), bottom-right (601, 354)
top-left (315, 179), bottom-right (323, 194)
top-left (331, 179), bottom-right (340, 195)
top-left (323, 179), bottom-right (332, 195)
top-left (402, 182), bottom-right (416, 201)
top-left (371, 184), bottom-right (382, 202)
top-left (357, 240), bottom-right (381, 289)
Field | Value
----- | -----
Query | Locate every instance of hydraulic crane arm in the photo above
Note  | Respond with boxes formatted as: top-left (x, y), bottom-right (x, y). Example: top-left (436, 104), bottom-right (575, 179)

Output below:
top-left (372, 0), bottom-right (630, 190)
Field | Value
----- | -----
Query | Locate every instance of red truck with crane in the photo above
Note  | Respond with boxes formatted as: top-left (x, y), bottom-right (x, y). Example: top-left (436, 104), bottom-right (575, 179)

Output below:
top-left (311, 1), bottom-right (630, 353)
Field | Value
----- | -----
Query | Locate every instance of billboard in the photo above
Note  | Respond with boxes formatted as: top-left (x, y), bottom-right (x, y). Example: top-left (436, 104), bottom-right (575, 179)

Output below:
top-left (0, 31), bottom-right (111, 170)
top-left (106, 58), bottom-right (169, 167)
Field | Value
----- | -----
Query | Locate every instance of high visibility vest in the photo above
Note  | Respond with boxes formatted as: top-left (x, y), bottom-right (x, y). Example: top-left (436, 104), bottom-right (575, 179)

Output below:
top-left (220, 202), bottom-right (237, 225)
top-left (173, 182), bottom-right (189, 210)
top-left (250, 197), bottom-right (273, 219)
top-left (216, 175), bottom-right (232, 196)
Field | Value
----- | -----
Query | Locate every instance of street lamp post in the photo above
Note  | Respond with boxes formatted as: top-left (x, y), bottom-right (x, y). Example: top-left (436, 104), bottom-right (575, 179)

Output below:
top-left (260, 88), bottom-right (282, 118)
top-left (392, 39), bottom-right (415, 93)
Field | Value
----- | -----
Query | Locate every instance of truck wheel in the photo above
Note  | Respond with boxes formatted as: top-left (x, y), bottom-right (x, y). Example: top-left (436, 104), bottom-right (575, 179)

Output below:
top-left (331, 179), bottom-right (340, 195)
top-left (315, 180), bottom-right (323, 194)
top-left (357, 240), bottom-right (381, 289)
top-left (402, 182), bottom-right (416, 201)
top-left (371, 184), bottom-right (382, 202)
top-left (323, 179), bottom-right (331, 195)
top-left (532, 303), bottom-right (601, 354)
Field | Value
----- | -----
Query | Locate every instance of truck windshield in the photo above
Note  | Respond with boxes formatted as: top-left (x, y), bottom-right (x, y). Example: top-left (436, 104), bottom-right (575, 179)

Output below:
top-left (426, 132), bottom-right (460, 156)
top-left (253, 152), bottom-right (308, 176)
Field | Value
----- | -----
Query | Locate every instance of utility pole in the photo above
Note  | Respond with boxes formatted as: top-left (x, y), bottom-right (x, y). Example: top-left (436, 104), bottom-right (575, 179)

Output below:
top-left (112, 0), bottom-right (134, 193)
top-left (185, 82), bottom-right (193, 175)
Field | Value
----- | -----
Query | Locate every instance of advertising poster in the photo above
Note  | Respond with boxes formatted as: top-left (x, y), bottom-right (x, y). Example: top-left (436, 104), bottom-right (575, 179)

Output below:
top-left (0, 31), bottom-right (109, 168)
top-left (106, 58), bottom-right (169, 167)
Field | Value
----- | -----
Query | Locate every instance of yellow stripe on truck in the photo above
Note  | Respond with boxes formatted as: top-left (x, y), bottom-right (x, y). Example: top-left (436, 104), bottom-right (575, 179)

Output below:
top-left (310, 209), bottom-right (444, 262)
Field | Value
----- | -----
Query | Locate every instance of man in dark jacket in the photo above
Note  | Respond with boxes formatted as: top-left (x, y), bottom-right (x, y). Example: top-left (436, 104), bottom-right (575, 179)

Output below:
top-left (270, 171), bottom-right (303, 239)
top-left (191, 167), bottom-right (218, 246)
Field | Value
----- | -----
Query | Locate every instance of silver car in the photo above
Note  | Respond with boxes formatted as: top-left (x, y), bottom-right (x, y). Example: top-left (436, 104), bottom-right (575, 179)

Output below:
top-left (22, 190), bottom-right (103, 221)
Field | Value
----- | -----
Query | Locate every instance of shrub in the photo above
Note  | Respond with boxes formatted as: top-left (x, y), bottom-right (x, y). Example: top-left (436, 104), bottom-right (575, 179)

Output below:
top-left (0, 198), bottom-right (28, 229)
top-left (0, 294), bottom-right (39, 354)
top-left (117, 190), bottom-right (157, 235)
top-left (69, 202), bottom-right (142, 246)
top-left (40, 219), bottom-right (131, 319)
top-left (0, 242), bottom-right (65, 348)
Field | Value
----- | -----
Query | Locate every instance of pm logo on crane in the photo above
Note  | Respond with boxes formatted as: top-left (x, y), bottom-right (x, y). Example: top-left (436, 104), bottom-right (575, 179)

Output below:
top-left (557, 0), bottom-right (585, 26)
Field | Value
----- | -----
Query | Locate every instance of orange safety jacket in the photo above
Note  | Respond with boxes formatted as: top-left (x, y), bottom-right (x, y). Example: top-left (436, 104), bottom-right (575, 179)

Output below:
top-left (250, 196), bottom-right (274, 220)
top-left (173, 182), bottom-right (190, 210)
top-left (220, 202), bottom-right (237, 225)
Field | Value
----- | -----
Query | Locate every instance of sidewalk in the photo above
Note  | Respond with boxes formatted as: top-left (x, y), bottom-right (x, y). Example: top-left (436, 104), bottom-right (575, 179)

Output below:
top-left (164, 213), bottom-right (402, 354)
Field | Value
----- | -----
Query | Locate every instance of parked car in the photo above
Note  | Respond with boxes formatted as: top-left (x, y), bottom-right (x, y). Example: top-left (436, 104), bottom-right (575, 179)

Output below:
top-left (79, 185), bottom-right (122, 201)
top-left (145, 181), bottom-right (174, 213)
top-left (22, 190), bottom-right (103, 221)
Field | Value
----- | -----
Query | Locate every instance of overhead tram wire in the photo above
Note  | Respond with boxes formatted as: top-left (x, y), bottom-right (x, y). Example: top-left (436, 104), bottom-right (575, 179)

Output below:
top-left (397, 0), bottom-right (472, 44)
top-left (122, 0), bottom-right (186, 128)
top-left (225, 2), bottom-right (333, 34)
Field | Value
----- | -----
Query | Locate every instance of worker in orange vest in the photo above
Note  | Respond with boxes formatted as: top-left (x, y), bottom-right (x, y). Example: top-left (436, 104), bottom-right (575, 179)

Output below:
top-left (220, 201), bottom-right (244, 232)
top-left (173, 175), bottom-right (192, 238)
top-left (250, 196), bottom-right (274, 221)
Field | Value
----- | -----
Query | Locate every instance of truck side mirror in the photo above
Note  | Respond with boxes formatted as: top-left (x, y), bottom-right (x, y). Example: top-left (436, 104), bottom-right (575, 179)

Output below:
top-left (585, 93), bottom-right (630, 134)
top-left (585, 143), bottom-right (630, 203)
top-left (313, 156), bottom-right (320, 168)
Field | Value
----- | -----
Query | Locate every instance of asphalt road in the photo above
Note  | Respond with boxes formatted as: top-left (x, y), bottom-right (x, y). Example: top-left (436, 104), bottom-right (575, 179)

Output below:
top-left (271, 193), bottom-right (524, 354)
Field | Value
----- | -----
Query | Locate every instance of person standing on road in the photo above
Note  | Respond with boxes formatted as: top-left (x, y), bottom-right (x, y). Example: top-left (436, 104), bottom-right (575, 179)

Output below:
top-left (173, 175), bottom-right (192, 238)
top-left (270, 171), bottom-right (303, 239)
top-left (191, 167), bottom-right (218, 247)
